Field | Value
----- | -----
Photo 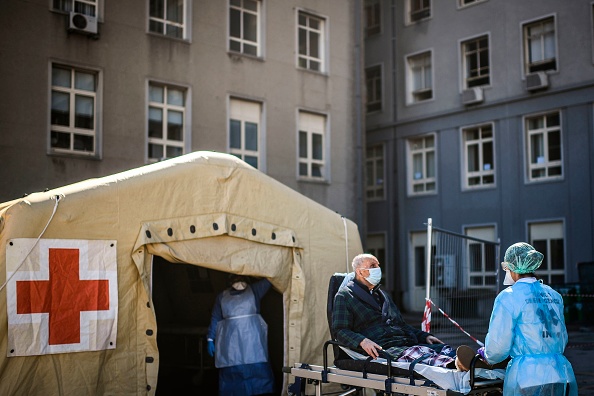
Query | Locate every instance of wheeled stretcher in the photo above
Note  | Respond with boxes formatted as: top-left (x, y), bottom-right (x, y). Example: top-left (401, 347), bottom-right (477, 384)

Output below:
top-left (285, 275), bottom-right (504, 395)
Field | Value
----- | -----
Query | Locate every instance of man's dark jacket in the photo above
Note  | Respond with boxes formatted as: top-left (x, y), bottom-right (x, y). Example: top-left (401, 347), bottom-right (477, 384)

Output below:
top-left (332, 279), bottom-right (431, 357)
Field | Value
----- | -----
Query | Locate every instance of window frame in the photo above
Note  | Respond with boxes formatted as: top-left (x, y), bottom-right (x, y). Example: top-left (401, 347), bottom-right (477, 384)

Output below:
top-left (228, 0), bottom-right (263, 57)
top-left (521, 14), bottom-right (558, 76)
top-left (228, 96), bottom-right (265, 170)
top-left (51, 0), bottom-right (101, 18)
top-left (405, 50), bottom-right (434, 105)
top-left (146, 80), bottom-right (191, 163)
top-left (406, 0), bottom-right (431, 25)
top-left (148, 0), bottom-right (190, 41)
top-left (297, 110), bottom-right (329, 181)
top-left (406, 133), bottom-right (437, 196)
top-left (524, 110), bottom-right (563, 183)
top-left (364, 0), bottom-right (381, 37)
top-left (528, 220), bottom-right (566, 285)
top-left (365, 64), bottom-right (383, 113)
top-left (461, 122), bottom-right (496, 190)
top-left (457, 0), bottom-right (488, 9)
top-left (48, 62), bottom-right (102, 158)
top-left (463, 225), bottom-right (498, 289)
top-left (460, 33), bottom-right (491, 89)
top-left (365, 144), bottom-right (386, 201)
top-left (296, 9), bottom-right (328, 74)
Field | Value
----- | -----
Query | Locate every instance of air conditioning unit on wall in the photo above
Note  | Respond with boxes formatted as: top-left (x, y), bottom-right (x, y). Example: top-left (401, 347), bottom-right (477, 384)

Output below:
top-left (526, 71), bottom-right (549, 91)
top-left (461, 87), bottom-right (484, 105)
top-left (68, 12), bottom-right (98, 35)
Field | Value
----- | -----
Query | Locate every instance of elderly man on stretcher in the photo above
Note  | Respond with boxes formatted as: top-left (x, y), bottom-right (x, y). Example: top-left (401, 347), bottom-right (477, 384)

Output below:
top-left (332, 253), bottom-right (505, 372)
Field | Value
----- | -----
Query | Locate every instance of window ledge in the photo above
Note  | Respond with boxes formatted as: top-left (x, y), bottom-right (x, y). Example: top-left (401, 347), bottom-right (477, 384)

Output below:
top-left (227, 52), bottom-right (265, 63)
top-left (297, 67), bottom-right (328, 77)
top-left (147, 31), bottom-right (191, 44)
top-left (297, 178), bottom-right (330, 185)
top-left (47, 151), bottom-right (101, 161)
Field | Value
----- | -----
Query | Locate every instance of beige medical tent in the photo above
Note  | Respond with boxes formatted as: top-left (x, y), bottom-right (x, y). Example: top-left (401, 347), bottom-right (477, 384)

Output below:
top-left (0, 151), bottom-right (363, 395)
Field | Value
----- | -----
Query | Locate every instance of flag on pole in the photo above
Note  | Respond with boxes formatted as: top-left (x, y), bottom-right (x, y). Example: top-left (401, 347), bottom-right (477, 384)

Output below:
top-left (6, 238), bottom-right (118, 357)
top-left (421, 298), bottom-right (431, 332)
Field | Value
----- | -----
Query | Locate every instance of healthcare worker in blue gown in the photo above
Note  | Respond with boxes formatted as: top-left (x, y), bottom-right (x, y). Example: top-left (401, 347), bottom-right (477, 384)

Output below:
top-left (477, 242), bottom-right (577, 395)
top-left (206, 275), bottom-right (275, 396)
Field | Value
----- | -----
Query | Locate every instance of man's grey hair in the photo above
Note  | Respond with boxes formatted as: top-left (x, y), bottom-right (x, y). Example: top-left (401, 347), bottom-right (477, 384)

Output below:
top-left (351, 253), bottom-right (378, 271)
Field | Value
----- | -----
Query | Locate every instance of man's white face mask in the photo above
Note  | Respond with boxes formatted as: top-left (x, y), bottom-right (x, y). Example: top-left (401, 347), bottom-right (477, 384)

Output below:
top-left (232, 281), bottom-right (247, 291)
top-left (503, 270), bottom-right (515, 286)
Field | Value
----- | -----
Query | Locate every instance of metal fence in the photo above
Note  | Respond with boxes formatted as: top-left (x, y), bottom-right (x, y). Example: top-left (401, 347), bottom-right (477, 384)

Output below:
top-left (425, 219), bottom-right (500, 349)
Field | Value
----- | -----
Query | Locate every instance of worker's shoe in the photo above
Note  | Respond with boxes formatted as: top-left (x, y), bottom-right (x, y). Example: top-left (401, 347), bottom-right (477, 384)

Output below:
top-left (455, 345), bottom-right (492, 371)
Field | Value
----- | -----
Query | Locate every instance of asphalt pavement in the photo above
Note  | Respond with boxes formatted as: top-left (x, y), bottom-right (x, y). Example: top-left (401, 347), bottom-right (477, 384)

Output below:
top-left (565, 323), bottom-right (594, 395)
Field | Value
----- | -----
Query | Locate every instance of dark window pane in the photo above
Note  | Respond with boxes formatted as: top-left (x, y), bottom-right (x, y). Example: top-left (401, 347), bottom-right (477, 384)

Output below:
top-left (299, 162), bottom-right (308, 176)
top-left (309, 31), bottom-right (320, 58)
top-left (51, 131), bottom-right (70, 149)
top-left (230, 40), bottom-right (241, 52)
top-left (299, 131), bottom-right (307, 158)
top-left (550, 238), bottom-right (564, 270)
top-left (548, 131), bottom-right (561, 161)
top-left (230, 119), bottom-right (241, 149)
top-left (149, 20), bottom-right (164, 34)
top-left (75, 95), bottom-right (94, 129)
top-left (312, 164), bottom-right (322, 177)
top-left (73, 134), bottom-right (93, 152)
top-left (51, 91), bottom-right (70, 126)
top-left (149, 107), bottom-right (163, 138)
top-left (150, 0), bottom-right (164, 18)
top-left (166, 25), bottom-right (182, 38)
top-left (298, 29), bottom-right (307, 55)
top-left (312, 133), bottom-right (323, 160)
top-left (245, 122), bottom-right (258, 151)
top-left (166, 146), bottom-right (183, 158)
top-left (167, 110), bottom-right (183, 141)
top-left (469, 243), bottom-right (482, 271)
top-left (243, 12), bottom-right (257, 42)
top-left (245, 155), bottom-right (258, 168)
top-left (149, 143), bottom-right (163, 159)
top-left (230, 8), bottom-right (241, 39)
top-left (244, 44), bottom-right (257, 56)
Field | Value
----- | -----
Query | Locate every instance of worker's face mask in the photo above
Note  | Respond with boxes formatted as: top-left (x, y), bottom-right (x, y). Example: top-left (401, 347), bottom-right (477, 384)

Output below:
top-left (503, 270), bottom-right (515, 286)
top-left (232, 281), bottom-right (247, 291)
top-left (365, 267), bottom-right (382, 286)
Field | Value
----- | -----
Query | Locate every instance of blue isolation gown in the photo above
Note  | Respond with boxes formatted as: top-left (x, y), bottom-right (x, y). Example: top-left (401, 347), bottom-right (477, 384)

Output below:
top-left (207, 279), bottom-right (274, 396)
top-left (483, 278), bottom-right (577, 395)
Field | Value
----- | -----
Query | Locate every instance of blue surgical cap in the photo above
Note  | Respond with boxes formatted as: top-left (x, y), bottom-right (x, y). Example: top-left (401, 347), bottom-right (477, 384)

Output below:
top-left (503, 242), bottom-right (544, 274)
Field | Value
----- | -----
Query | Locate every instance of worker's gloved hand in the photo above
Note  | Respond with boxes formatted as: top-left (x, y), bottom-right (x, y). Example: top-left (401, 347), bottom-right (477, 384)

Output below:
top-left (476, 347), bottom-right (486, 362)
top-left (207, 340), bottom-right (215, 357)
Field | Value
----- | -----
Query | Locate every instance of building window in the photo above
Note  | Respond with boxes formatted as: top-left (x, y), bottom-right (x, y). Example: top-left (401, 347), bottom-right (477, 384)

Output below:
top-left (148, 83), bottom-right (186, 162)
top-left (462, 124), bottom-right (495, 188)
top-left (406, 51), bottom-right (433, 103)
top-left (408, 0), bottom-right (430, 23)
top-left (298, 11), bottom-right (325, 72)
top-left (523, 16), bottom-right (557, 74)
top-left (149, 0), bottom-right (186, 39)
top-left (529, 221), bottom-right (565, 285)
top-left (364, 0), bottom-right (381, 36)
top-left (229, 98), bottom-right (262, 169)
top-left (366, 145), bottom-right (385, 201)
top-left (464, 226), bottom-right (497, 287)
top-left (458, 0), bottom-right (487, 7)
top-left (52, 0), bottom-right (97, 16)
top-left (462, 35), bottom-right (490, 88)
top-left (407, 135), bottom-right (436, 195)
top-left (525, 111), bottom-right (562, 181)
top-left (229, 0), bottom-right (261, 56)
top-left (50, 64), bottom-right (98, 156)
top-left (365, 65), bottom-right (382, 113)
top-left (298, 111), bottom-right (326, 180)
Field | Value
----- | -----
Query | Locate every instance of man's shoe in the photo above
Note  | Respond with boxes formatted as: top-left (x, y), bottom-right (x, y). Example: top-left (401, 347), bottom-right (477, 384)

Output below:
top-left (455, 345), bottom-right (491, 371)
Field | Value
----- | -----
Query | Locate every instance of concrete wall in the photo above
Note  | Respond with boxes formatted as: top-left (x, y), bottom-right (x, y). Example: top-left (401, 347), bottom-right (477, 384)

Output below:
top-left (0, 0), bottom-right (361, 222)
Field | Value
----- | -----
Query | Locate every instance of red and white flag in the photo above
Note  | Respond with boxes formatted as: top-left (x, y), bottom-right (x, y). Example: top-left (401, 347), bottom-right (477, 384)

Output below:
top-left (6, 238), bottom-right (118, 357)
top-left (421, 298), bottom-right (431, 333)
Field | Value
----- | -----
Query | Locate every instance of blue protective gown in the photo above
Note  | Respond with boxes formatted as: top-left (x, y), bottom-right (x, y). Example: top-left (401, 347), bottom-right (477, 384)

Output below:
top-left (483, 278), bottom-right (577, 395)
top-left (207, 279), bottom-right (274, 396)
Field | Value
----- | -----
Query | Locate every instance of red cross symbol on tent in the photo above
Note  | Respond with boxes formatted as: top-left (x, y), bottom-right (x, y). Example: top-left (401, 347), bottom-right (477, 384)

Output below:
top-left (16, 248), bottom-right (110, 345)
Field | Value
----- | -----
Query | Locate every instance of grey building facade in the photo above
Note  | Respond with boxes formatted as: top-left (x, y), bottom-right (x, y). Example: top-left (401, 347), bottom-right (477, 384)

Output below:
top-left (0, 0), bottom-right (363, 226)
top-left (364, 0), bottom-right (594, 312)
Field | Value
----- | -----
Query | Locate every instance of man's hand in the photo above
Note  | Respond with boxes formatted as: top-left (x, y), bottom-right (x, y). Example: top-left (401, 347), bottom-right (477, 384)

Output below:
top-left (359, 338), bottom-right (382, 359)
top-left (425, 335), bottom-right (443, 344)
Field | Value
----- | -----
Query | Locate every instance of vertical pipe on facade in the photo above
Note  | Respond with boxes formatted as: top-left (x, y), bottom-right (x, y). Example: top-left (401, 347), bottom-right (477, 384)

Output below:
top-left (354, 0), bottom-right (365, 239)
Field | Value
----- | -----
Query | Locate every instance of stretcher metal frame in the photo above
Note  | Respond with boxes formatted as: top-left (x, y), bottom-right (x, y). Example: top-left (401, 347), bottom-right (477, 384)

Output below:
top-left (286, 340), bottom-right (503, 396)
